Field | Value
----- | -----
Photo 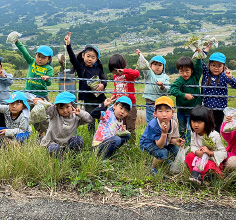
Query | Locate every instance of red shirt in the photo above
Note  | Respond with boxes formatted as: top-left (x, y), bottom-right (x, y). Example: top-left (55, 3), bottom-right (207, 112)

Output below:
top-left (113, 68), bottom-right (139, 104)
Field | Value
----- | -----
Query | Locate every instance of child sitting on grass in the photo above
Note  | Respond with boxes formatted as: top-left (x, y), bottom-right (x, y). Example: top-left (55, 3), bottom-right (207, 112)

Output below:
top-left (91, 96), bottom-right (132, 159)
top-left (33, 91), bottom-right (93, 155)
top-left (0, 91), bottom-right (31, 143)
top-left (140, 96), bottom-right (185, 174)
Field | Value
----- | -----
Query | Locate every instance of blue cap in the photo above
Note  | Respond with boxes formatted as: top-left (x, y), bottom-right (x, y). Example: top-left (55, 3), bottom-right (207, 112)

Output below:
top-left (115, 96), bottom-right (132, 110)
top-left (54, 91), bottom-right (76, 104)
top-left (150, 55), bottom-right (166, 70)
top-left (0, 57), bottom-right (4, 63)
top-left (209, 52), bottom-right (226, 64)
top-left (4, 91), bottom-right (30, 110)
top-left (85, 44), bottom-right (101, 59)
top-left (36, 46), bottom-right (53, 57)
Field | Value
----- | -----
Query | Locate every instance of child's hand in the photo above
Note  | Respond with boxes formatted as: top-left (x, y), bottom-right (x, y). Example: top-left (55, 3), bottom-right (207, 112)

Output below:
top-left (176, 138), bottom-right (185, 147)
top-left (195, 47), bottom-right (202, 52)
top-left (32, 98), bottom-right (42, 105)
top-left (115, 69), bottom-right (124, 76)
top-left (104, 98), bottom-right (116, 107)
top-left (72, 106), bottom-right (80, 116)
top-left (185, 93), bottom-right (194, 100)
top-left (121, 125), bottom-right (126, 131)
top-left (110, 94), bottom-right (117, 100)
top-left (41, 75), bottom-right (49, 81)
top-left (96, 84), bottom-right (104, 91)
top-left (156, 81), bottom-right (163, 86)
top-left (225, 116), bottom-right (233, 123)
top-left (204, 42), bottom-right (212, 53)
top-left (160, 122), bottom-right (168, 134)
top-left (64, 31), bottom-right (71, 45)
top-left (0, 68), bottom-right (5, 78)
top-left (0, 129), bottom-right (6, 136)
top-left (225, 67), bottom-right (232, 80)
top-left (136, 49), bottom-right (141, 56)
top-left (201, 146), bottom-right (213, 156)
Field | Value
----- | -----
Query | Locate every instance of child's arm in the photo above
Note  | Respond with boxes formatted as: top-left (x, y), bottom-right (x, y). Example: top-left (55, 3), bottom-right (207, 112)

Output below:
top-left (123, 69), bottom-right (140, 80)
top-left (221, 118), bottom-right (235, 142)
top-left (193, 59), bottom-right (203, 81)
top-left (155, 122), bottom-right (168, 149)
top-left (15, 40), bottom-right (35, 65)
top-left (0, 68), bottom-right (13, 87)
top-left (97, 69), bottom-right (107, 91)
top-left (225, 67), bottom-right (236, 88)
top-left (159, 75), bottom-right (171, 93)
top-left (91, 98), bottom-right (115, 119)
top-left (73, 107), bottom-right (93, 125)
top-left (170, 137), bottom-right (185, 147)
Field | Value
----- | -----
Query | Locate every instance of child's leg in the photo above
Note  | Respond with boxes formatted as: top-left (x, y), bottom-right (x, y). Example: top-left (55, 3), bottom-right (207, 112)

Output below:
top-left (146, 103), bottom-right (155, 123)
top-left (123, 105), bottom-right (137, 142)
top-left (177, 112), bottom-right (191, 143)
top-left (225, 156), bottom-right (236, 170)
top-left (47, 143), bottom-right (60, 155)
top-left (212, 110), bottom-right (224, 133)
top-left (15, 131), bottom-right (30, 143)
top-left (165, 144), bottom-right (179, 160)
top-left (68, 136), bottom-right (84, 151)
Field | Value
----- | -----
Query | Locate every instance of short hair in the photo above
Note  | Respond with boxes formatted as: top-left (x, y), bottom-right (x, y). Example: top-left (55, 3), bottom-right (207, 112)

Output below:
top-left (108, 54), bottom-right (127, 72)
top-left (190, 105), bottom-right (215, 135)
top-left (155, 104), bottom-right (172, 111)
top-left (176, 57), bottom-right (194, 71)
top-left (115, 101), bottom-right (130, 111)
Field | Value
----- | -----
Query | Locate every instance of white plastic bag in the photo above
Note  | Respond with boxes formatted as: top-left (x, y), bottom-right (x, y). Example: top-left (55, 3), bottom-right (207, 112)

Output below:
top-left (30, 100), bottom-right (51, 124)
top-left (223, 107), bottom-right (236, 132)
top-left (136, 53), bottom-right (150, 70)
top-left (170, 146), bottom-right (190, 174)
top-left (197, 153), bottom-right (209, 171)
top-left (6, 31), bottom-right (22, 49)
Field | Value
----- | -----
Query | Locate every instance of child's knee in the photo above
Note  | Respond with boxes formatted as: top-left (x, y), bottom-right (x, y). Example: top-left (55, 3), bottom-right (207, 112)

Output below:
top-left (226, 156), bottom-right (236, 170)
top-left (153, 148), bottom-right (168, 160)
top-left (47, 143), bottom-right (60, 154)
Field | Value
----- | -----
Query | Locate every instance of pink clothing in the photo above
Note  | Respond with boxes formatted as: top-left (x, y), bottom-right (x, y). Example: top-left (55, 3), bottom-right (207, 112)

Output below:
top-left (221, 122), bottom-right (236, 159)
top-left (113, 68), bottom-right (139, 104)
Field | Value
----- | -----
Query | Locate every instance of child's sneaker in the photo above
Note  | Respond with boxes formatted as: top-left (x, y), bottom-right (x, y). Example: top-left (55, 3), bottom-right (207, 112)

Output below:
top-left (189, 170), bottom-right (202, 185)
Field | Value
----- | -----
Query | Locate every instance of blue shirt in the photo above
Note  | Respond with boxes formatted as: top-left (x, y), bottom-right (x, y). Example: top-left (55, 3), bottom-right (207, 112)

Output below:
top-left (201, 61), bottom-right (236, 109)
top-left (139, 118), bottom-right (179, 151)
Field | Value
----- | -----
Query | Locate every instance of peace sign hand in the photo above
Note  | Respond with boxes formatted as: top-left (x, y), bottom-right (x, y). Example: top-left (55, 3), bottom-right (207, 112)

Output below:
top-left (64, 31), bottom-right (71, 45)
top-left (72, 106), bottom-right (80, 116)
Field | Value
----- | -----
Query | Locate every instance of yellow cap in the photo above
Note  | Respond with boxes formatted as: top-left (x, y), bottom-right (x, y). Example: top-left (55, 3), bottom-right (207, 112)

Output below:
top-left (155, 96), bottom-right (174, 108)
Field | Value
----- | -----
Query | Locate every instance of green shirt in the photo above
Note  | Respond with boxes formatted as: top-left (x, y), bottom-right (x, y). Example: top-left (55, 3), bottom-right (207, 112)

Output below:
top-left (170, 59), bottom-right (202, 114)
top-left (15, 41), bottom-right (53, 97)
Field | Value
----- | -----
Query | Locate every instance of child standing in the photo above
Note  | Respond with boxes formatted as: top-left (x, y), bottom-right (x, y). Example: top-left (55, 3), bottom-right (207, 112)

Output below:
top-left (0, 56), bottom-right (13, 127)
top-left (185, 105), bottom-right (227, 184)
top-left (136, 49), bottom-right (170, 123)
top-left (170, 56), bottom-right (202, 143)
top-left (201, 44), bottom-right (236, 133)
top-left (108, 54), bottom-right (139, 141)
top-left (0, 91), bottom-right (31, 143)
top-left (140, 96), bottom-right (185, 174)
top-left (91, 96), bottom-right (132, 159)
top-left (35, 91), bottom-right (93, 155)
top-left (221, 116), bottom-right (236, 170)
top-left (64, 32), bottom-right (107, 134)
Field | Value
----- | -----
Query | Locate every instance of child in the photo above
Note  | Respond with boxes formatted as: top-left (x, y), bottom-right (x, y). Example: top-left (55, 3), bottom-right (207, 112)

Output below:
top-left (0, 91), bottom-right (31, 143)
top-left (64, 32), bottom-right (107, 134)
top-left (140, 96), bottom-right (185, 174)
top-left (170, 55), bottom-right (202, 143)
top-left (185, 105), bottom-right (227, 184)
top-left (108, 54), bottom-right (139, 141)
top-left (91, 96), bottom-right (132, 159)
top-left (0, 56), bottom-right (13, 127)
top-left (35, 91), bottom-right (93, 155)
top-left (221, 116), bottom-right (236, 170)
top-left (201, 43), bottom-right (236, 133)
top-left (136, 49), bottom-right (170, 123)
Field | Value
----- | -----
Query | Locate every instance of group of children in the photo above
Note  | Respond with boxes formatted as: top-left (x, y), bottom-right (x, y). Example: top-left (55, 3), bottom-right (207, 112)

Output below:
top-left (0, 32), bottom-right (235, 185)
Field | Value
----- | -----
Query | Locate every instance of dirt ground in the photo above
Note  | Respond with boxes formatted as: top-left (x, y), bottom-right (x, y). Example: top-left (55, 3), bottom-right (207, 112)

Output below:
top-left (0, 185), bottom-right (235, 220)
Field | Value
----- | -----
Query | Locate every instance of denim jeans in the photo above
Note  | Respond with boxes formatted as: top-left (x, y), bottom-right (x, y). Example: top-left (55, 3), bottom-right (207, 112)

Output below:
top-left (97, 135), bottom-right (131, 159)
top-left (177, 111), bottom-right (191, 143)
top-left (146, 103), bottom-right (155, 123)
top-left (146, 144), bottom-right (179, 160)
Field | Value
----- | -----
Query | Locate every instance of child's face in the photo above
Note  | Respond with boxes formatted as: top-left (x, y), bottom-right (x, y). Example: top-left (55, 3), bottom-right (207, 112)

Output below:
top-left (151, 61), bottom-right (164, 75)
top-left (191, 120), bottom-right (205, 136)
top-left (56, 103), bottom-right (73, 117)
top-left (209, 61), bottom-right (224, 76)
top-left (82, 51), bottom-right (98, 67)
top-left (9, 101), bottom-right (24, 117)
top-left (35, 53), bottom-right (51, 66)
top-left (179, 67), bottom-right (192, 81)
top-left (113, 103), bottom-right (129, 119)
top-left (154, 105), bottom-right (174, 124)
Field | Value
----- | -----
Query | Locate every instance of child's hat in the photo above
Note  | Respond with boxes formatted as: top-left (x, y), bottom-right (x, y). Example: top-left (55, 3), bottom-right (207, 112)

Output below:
top-left (54, 91), bottom-right (76, 104)
top-left (85, 44), bottom-right (101, 59)
top-left (4, 91), bottom-right (30, 110)
top-left (36, 46), bottom-right (53, 57)
top-left (150, 55), bottom-right (166, 69)
top-left (115, 96), bottom-right (132, 110)
top-left (0, 57), bottom-right (4, 63)
top-left (155, 96), bottom-right (174, 109)
top-left (209, 52), bottom-right (226, 64)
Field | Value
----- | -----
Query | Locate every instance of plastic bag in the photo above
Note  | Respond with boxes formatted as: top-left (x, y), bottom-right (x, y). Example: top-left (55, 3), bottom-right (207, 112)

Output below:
top-left (170, 146), bottom-right (190, 174)
top-left (24, 92), bottom-right (36, 106)
top-left (6, 31), bottom-right (22, 49)
top-left (197, 153), bottom-right (209, 171)
top-left (87, 75), bottom-right (101, 97)
top-left (136, 53), bottom-right (150, 70)
top-left (223, 107), bottom-right (236, 132)
top-left (115, 130), bottom-right (131, 137)
top-left (29, 100), bottom-right (51, 124)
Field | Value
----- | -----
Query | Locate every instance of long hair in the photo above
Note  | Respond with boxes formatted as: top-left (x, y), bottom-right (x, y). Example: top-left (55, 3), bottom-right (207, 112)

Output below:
top-left (190, 105), bottom-right (215, 136)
